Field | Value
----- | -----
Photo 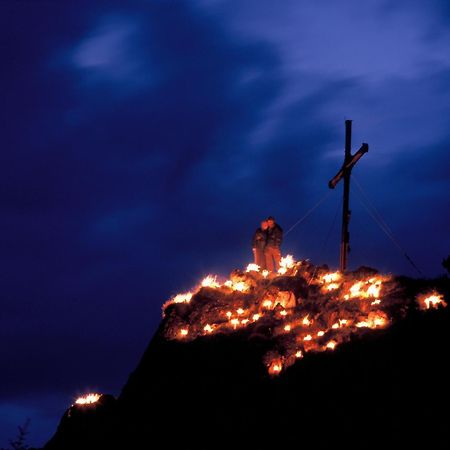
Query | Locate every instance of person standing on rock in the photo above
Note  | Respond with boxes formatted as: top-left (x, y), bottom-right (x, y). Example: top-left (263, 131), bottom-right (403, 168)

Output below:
top-left (265, 216), bottom-right (283, 272)
top-left (252, 220), bottom-right (268, 269)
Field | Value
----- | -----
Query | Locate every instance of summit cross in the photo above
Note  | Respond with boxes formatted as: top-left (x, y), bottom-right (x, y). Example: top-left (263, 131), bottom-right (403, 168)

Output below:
top-left (328, 120), bottom-right (369, 272)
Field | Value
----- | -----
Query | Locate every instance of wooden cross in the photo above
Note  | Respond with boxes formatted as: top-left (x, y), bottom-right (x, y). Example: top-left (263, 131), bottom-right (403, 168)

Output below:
top-left (328, 120), bottom-right (369, 272)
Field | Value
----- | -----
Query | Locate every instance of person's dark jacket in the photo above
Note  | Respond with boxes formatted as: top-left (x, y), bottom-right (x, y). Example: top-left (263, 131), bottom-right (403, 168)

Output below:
top-left (266, 224), bottom-right (283, 248)
top-left (252, 228), bottom-right (266, 249)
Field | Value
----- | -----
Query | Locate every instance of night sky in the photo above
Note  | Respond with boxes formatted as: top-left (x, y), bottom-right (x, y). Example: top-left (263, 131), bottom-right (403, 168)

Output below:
top-left (1, 0), bottom-right (449, 446)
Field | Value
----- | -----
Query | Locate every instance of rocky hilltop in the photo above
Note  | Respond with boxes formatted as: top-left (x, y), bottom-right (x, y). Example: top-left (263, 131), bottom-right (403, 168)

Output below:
top-left (44, 259), bottom-right (449, 449)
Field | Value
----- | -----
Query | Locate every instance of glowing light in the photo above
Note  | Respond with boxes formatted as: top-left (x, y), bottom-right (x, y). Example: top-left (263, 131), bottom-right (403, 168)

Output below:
top-left (418, 292), bottom-right (447, 310)
top-left (322, 272), bottom-right (341, 283)
top-left (327, 283), bottom-right (340, 291)
top-left (262, 299), bottom-right (273, 309)
top-left (344, 276), bottom-right (388, 300)
top-left (173, 292), bottom-right (193, 304)
top-left (278, 255), bottom-right (296, 275)
top-left (356, 314), bottom-right (387, 329)
top-left (302, 315), bottom-right (311, 326)
top-left (332, 319), bottom-right (349, 329)
top-left (75, 394), bottom-right (101, 405)
top-left (232, 281), bottom-right (249, 292)
top-left (268, 360), bottom-right (283, 375)
top-left (204, 324), bottom-right (214, 333)
top-left (373, 317), bottom-right (386, 327)
top-left (246, 263), bottom-right (260, 273)
top-left (230, 318), bottom-right (240, 328)
top-left (201, 275), bottom-right (220, 289)
top-left (161, 253), bottom-right (441, 378)
top-left (349, 282), bottom-right (363, 298)
top-left (162, 291), bottom-right (193, 314)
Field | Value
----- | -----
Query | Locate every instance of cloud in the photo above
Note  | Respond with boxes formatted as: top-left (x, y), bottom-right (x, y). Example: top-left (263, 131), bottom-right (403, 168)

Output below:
top-left (199, 0), bottom-right (450, 83)
top-left (0, 5), bottom-right (284, 445)
top-left (71, 15), bottom-right (152, 90)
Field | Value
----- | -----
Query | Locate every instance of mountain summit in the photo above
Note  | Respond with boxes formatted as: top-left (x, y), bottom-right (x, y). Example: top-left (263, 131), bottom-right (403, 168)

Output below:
top-left (44, 258), bottom-right (449, 449)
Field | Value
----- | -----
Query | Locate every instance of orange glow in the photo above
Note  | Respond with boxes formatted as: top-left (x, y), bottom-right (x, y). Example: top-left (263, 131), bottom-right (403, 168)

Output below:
top-left (332, 319), bottom-right (349, 329)
top-left (343, 276), bottom-right (388, 300)
top-left (418, 292), bottom-right (447, 310)
top-left (268, 360), bottom-right (283, 375)
top-left (173, 292), bottom-right (193, 303)
top-left (204, 324), bottom-right (214, 333)
top-left (356, 313), bottom-right (388, 329)
top-left (230, 318), bottom-right (239, 328)
top-left (262, 299), bottom-right (273, 309)
top-left (322, 272), bottom-right (341, 283)
top-left (278, 255), bottom-right (296, 275)
top-left (224, 279), bottom-right (249, 292)
top-left (75, 394), bottom-right (101, 405)
top-left (327, 283), bottom-right (340, 291)
top-left (246, 263), bottom-right (260, 272)
top-left (201, 275), bottom-right (221, 289)
top-left (320, 272), bottom-right (342, 292)
top-left (162, 255), bottom-right (445, 377)
top-left (349, 282), bottom-right (363, 297)
top-left (161, 291), bottom-right (193, 314)
top-left (234, 281), bottom-right (249, 292)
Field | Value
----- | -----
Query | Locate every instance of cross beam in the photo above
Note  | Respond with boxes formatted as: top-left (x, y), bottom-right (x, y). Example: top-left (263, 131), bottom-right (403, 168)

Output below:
top-left (328, 120), bottom-right (368, 272)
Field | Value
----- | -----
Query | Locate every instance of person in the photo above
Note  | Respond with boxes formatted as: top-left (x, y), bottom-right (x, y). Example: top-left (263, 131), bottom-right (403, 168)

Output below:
top-left (252, 220), bottom-right (268, 269)
top-left (264, 216), bottom-right (283, 272)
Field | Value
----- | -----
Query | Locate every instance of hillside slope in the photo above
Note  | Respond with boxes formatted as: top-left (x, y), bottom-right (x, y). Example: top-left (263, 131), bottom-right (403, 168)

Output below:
top-left (44, 263), bottom-right (450, 449)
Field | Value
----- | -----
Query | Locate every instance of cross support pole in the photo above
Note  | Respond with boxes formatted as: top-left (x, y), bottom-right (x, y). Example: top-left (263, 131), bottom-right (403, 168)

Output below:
top-left (328, 120), bottom-right (369, 273)
top-left (340, 120), bottom-right (352, 272)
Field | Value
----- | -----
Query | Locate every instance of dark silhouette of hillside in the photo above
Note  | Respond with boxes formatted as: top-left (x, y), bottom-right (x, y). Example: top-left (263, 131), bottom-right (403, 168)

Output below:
top-left (43, 273), bottom-right (449, 449)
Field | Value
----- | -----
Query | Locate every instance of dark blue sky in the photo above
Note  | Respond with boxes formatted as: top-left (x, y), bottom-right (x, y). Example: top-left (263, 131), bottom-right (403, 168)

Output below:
top-left (1, 0), bottom-right (449, 445)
